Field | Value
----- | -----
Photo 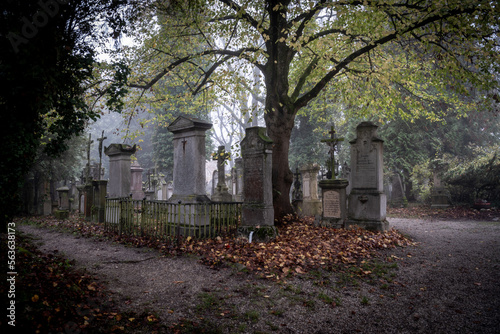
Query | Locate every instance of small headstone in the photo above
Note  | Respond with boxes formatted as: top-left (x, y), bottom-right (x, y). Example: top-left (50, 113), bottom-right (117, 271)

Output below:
top-left (300, 164), bottom-right (322, 217)
top-left (346, 122), bottom-right (388, 232)
top-left (239, 127), bottom-right (277, 241)
top-left (431, 172), bottom-right (451, 208)
top-left (390, 173), bottom-right (406, 207)
top-left (130, 161), bottom-right (145, 200)
top-left (55, 186), bottom-right (70, 219)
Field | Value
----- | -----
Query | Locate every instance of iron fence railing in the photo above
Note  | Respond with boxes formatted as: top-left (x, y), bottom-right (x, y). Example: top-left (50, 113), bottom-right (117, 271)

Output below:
top-left (105, 197), bottom-right (242, 239)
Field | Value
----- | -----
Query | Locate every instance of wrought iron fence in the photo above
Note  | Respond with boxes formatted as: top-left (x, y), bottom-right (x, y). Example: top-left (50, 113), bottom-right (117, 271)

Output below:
top-left (105, 197), bottom-right (242, 240)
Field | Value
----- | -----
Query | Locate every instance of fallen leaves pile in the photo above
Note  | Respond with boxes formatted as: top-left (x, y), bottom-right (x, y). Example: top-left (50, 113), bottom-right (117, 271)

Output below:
top-left (180, 215), bottom-right (415, 280)
top-left (0, 233), bottom-right (163, 333)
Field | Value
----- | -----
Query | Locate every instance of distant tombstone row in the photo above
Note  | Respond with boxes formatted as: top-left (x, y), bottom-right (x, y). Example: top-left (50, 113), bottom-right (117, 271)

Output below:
top-left (101, 116), bottom-right (396, 236)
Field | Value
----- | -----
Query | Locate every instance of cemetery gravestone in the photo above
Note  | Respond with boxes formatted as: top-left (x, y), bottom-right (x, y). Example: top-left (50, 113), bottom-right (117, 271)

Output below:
top-left (55, 186), bottom-right (70, 219)
top-left (233, 158), bottom-right (244, 202)
top-left (104, 143), bottom-right (137, 198)
top-left (167, 115), bottom-right (213, 235)
top-left (346, 122), bottom-right (388, 232)
top-left (431, 172), bottom-right (451, 208)
top-left (167, 115), bottom-right (212, 203)
top-left (239, 127), bottom-right (277, 241)
top-left (130, 161), bottom-right (145, 200)
top-left (212, 146), bottom-right (233, 201)
top-left (317, 126), bottom-right (349, 228)
top-left (300, 164), bottom-right (322, 217)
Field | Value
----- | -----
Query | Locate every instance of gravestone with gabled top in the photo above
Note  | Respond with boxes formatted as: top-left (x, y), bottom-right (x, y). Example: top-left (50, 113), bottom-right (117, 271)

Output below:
top-left (167, 115), bottom-right (212, 204)
top-left (346, 122), bottom-right (388, 231)
top-left (166, 115), bottom-right (213, 235)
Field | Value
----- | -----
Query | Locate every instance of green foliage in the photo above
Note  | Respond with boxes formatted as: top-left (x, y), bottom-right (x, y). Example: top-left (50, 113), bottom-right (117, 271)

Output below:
top-left (444, 146), bottom-right (500, 205)
top-left (108, 0), bottom-right (499, 217)
top-left (0, 0), bottom-right (135, 227)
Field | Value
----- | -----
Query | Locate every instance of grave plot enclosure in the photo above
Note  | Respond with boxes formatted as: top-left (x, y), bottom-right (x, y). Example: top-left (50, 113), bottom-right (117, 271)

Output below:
top-left (105, 197), bottom-right (241, 239)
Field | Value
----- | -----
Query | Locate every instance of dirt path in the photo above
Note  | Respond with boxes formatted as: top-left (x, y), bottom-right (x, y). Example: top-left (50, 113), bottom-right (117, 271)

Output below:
top-left (19, 218), bottom-right (500, 333)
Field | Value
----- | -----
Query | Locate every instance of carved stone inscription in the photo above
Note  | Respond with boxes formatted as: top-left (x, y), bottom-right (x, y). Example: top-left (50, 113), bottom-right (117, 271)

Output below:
top-left (353, 146), bottom-right (377, 189)
top-left (244, 155), bottom-right (263, 202)
top-left (323, 190), bottom-right (341, 218)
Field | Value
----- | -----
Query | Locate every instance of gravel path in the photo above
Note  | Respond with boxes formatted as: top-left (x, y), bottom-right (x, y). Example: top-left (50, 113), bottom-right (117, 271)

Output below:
top-left (19, 218), bottom-right (500, 333)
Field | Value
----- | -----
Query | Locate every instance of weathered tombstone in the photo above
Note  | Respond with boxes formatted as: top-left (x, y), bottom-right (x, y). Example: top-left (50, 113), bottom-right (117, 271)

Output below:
top-left (300, 164), bottom-right (322, 217)
top-left (346, 122), bottom-right (388, 231)
top-left (166, 181), bottom-right (174, 200)
top-left (167, 115), bottom-right (212, 203)
top-left (212, 146), bottom-right (233, 201)
top-left (104, 143), bottom-right (137, 198)
top-left (390, 173), bottom-right (406, 208)
top-left (211, 170), bottom-right (218, 196)
top-left (130, 161), bottom-right (145, 200)
top-left (431, 172), bottom-right (451, 208)
top-left (233, 158), bottom-right (244, 202)
top-left (92, 180), bottom-right (108, 222)
top-left (55, 185), bottom-right (70, 219)
top-left (167, 115), bottom-right (213, 235)
top-left (239, 127), bottom-right (277, 241)
top-left (317, 125), bottom-right (349, 228)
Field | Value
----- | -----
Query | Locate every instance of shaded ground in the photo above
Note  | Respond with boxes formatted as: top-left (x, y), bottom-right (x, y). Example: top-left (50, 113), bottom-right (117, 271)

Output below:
top-left (2, 207), bottom-right (500, 333)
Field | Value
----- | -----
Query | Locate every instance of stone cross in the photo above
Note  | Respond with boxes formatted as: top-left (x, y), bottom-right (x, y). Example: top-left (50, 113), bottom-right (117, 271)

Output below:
top-left (96, 130), bottom-right (107, 180)
top-left (86, 134), bottom-right (94, 183)
top-left (321, 125), bottom-right (344, 180)
top-left (213, 146), bottom-right (229, 188)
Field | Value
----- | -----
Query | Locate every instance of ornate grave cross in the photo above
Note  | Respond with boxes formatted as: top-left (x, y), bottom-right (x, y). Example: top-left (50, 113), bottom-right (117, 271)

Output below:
top-left (212, 146), bottom-right (230, 188)
top-left (96, 130), bottom-right (107, 180)
top-left (321, 125), bottom-right (344, 180)
top-left (86, 134), bottom-right (94, 184)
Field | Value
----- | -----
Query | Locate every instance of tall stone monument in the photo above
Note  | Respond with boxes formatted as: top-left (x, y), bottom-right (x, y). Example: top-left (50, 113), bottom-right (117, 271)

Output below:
top-left (239, 127), bottom-right (277, 241)
top-left (346, 122), bottom-right (388, 231)
top-left (104, 143), bottom-right (137, 198)
top-left (167, 115), bottom-right (212, 203)
top-left (317, 125), bottom-right (349, 228)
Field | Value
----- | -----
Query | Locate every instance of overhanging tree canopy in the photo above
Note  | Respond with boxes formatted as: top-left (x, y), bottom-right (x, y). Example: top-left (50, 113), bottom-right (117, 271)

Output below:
top-left (115, 0), bottom-right (499, 219)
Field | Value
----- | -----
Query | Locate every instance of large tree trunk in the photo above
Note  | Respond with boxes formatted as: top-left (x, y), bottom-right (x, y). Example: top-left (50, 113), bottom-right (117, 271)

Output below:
top-left (265, 109), bottom-right (295, 221)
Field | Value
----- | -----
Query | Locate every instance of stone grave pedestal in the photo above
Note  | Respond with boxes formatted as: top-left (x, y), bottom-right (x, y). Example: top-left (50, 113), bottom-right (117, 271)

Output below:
top-left (431, 173), bottom-right (451, 208)
top-left (105, 143), bottom-right (137, 198)
top-left (239, 127), bottom-right (277, 242)
top-left (130, 161), bottom-right (145, 200)
top-left (167, 116), bottom-right (213, 235)
top-left (317, 179), bottom-right (349, 228)
top-left (300, 164), bottom-right (322, 217)
top-left (346, 122), bottom-right (388, 232)
top-left (92, 180), bottom-right (108, 223)
top-left (55, 186), bottom-right (70, 219)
